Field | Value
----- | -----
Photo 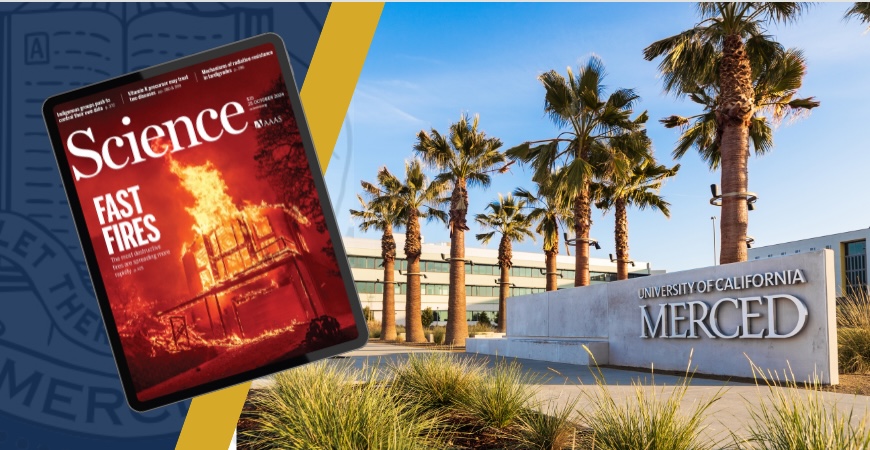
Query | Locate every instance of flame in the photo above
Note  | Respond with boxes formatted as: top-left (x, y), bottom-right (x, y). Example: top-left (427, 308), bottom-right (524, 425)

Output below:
top-left (141, 140), bottom-right (314, 355)
top-left (168, 157), bottom-right (239, 235)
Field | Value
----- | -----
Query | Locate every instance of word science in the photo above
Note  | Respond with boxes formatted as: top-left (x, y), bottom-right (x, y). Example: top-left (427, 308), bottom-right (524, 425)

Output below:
top-left (639, 269), bottom-right (808, 340)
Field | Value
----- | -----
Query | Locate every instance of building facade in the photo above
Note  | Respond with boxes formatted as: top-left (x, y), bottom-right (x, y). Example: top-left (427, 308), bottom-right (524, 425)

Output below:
top-left (748, 228), bottom-right (869, 296)
top-left (344, 235), bottom-right (656, 325)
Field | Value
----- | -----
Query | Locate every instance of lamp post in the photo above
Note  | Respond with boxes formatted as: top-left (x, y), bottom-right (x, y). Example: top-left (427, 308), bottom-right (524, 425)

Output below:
top-left (711, 215), bottom-right (717, 266)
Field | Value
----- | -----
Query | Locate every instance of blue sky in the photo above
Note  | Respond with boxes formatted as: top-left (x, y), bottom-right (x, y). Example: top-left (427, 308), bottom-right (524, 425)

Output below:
top-left (324, 2), bottom-right (870, 273)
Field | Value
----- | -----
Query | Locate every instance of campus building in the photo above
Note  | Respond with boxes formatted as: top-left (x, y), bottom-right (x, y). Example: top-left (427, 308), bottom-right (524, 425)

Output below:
top-left (748, 228), bottom-right (869, 296)
top-left (344, 235), bottom-right (657, 325)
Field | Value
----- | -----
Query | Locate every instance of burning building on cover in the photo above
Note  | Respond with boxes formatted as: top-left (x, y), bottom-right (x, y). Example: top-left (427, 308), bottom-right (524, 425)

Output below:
top-left (154, 157), bottom-right (324, 351)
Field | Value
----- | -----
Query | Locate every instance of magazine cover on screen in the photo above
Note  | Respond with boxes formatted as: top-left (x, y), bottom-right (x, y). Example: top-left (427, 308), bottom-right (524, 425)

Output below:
top-left (48, 41), bottom-right (359, 405)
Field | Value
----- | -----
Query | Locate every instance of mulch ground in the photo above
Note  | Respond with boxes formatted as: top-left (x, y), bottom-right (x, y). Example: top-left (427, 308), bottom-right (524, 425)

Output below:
top-left (823, 374), bottom-right (870, 396)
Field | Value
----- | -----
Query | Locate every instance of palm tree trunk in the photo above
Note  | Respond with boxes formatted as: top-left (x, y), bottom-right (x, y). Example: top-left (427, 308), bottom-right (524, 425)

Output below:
top-left (404, 210), bottom-right (425, 343)
top-left (574, 180), bottom-right (592, 286)
top-left (446, 180), bottom-right (469, 346)
top-left (545, 247), bottom-right (558, 291)
top-left (381, 227), bottom-right (397, 341)
top-left (615, 198), bottom-right (629, 280)
top-left (497, 235), bottom-right (512, 333)
top-left (718, 33), bottom-right (753, 265)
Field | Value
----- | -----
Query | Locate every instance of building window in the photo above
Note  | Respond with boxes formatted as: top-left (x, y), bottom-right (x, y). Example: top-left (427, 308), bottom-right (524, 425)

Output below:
top-left (844, 240), bottom-right (867, 294)
top-left (424, 284), bottom-right (450, 296)
top-left (355, 281), bottom-right (384, 294)
top-left (349, 256), bottom-right (385, 269)
top-left (810, 247), bottom-right (816, 251)
top-left (795, 250), bottom-right (800, 254)
top-left (424, 260), bottom-right (450, 273)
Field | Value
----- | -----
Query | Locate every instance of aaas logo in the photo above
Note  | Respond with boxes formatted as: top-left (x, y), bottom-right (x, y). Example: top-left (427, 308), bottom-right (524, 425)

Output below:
top-left (254, 115), bottom-right (283, 128)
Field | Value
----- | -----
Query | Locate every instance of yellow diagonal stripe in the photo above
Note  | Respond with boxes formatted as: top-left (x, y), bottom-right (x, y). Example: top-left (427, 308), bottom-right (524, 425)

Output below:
top-left (305, 3), bottom-right (384, 171)
top-left (174, 3), bottom-right (383, 449)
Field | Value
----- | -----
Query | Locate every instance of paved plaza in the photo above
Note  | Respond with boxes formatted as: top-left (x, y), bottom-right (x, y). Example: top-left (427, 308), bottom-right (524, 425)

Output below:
top-left (251, 342), bottom-right (870, 442)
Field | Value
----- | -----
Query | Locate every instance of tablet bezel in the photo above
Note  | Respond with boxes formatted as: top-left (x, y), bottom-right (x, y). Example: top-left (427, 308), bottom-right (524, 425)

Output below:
top-left (42, 33), bottom-right (368, 412)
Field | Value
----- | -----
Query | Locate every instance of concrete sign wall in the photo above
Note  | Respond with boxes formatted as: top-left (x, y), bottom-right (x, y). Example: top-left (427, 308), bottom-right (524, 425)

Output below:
top-left (467, 250), bottom-right (838, 384)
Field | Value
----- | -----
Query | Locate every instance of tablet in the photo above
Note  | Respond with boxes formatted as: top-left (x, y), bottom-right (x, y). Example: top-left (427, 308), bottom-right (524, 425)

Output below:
top-left (42, 33), bottom-right (368, 411)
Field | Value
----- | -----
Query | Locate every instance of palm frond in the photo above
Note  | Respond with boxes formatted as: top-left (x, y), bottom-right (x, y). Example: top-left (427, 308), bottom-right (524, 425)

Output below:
top-left (845, 2), bottom-right (870, 30)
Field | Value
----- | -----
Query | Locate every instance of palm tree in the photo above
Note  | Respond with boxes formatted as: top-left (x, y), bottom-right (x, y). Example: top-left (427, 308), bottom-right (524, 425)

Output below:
top-left (846, 3), bottom-right (870, 31)
top-left (475, 194), bottom-right (534, 333)
top-left (507, 56), bottom-right (645, 287)
top-left (658, 48), bottom-right (818, 171)
top-left (415, 114), bottom-right (508, 347)
top-left (374, 160), bottom-right (447, 343)
top-left (594, 156), bottom-right (679, 280)
top-left (350, 183), bottom-right (403, 341)
top-left (643, 3), bottom-right (811, 264)
top-left (514, 174), bottom-right (574, 291)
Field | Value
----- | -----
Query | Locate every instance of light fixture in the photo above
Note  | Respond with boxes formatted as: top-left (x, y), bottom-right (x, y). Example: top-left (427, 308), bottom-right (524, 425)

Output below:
top-left (398, 269), bottom-right (427, 279)
top-left (609, 253), bottom-right (635, 267)
top-left (494, 279), bottom-right (516, 287)
top-left (563, 232), bottom-right (601, 250)
top-left (709, 183), bottom-right (758, 211)
top-left (441, 253), bottom-right (473, 265)
top-left (538, 268), bottom-right (563, 278)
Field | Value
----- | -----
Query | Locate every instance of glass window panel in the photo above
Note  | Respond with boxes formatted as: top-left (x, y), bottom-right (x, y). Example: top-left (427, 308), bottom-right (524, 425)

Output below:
top-left (847, 241), bottom-right (867, 256)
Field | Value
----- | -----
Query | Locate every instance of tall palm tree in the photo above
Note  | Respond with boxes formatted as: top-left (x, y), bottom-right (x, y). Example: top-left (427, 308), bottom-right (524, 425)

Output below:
top-left (507, 56), bottom-right (645, 287)
top-left (658, 48), bottom-right (818, 171)
top-left (846, 3), bottom-right (870, 31)
top-left (594, 157), bottom-right (679, 280)
top-left (475, 194), bottom-right (534, 333)
top-left (364, 161), bottom-right (447, 343)
top-left (643, 3), bottom-right (811, 264)
top-left (514, 174), bottom-right (574, 291)
top-left (350, 183), bottom-right (403, 341)
top-left (415, 114), bottom-right (508, 347)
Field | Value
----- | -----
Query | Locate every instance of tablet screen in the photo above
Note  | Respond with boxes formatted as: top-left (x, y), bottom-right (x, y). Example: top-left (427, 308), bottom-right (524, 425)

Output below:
top-left (44, 36), bottom-right (365, 410)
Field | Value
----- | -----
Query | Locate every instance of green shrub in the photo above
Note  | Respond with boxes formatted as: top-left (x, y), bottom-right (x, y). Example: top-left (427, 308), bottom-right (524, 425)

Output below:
top-left (243, 362), bottom-right (446, 449)
top-left (367, 320), bottom-right (381, 339)
top-left (839, 328), bottom-right (870, 374)
top-left (433, 327), bottom-right (446, 345)
top-left (737, 363), bottom-right (870, 450)
top-left (363, 306), bottom-right (373, 321)
top-left (578, 348), bottom-right (722, 450)
top-left (456, 359), bottom-right (542, 430)
top-left (839, 289), bottom-right (870, 329)
top-left (421, 307), bottom-right (434, 328)
top-left (469, 323), bottom-right (495, 334)
top-left (838, 290), bottom-right (870, 374)
top-left (477, 311), bottom-right (492, 327)
top-left (513, 395), bottom-right (581, 450)
top-left (391, 352), bottom-right (483, 413)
